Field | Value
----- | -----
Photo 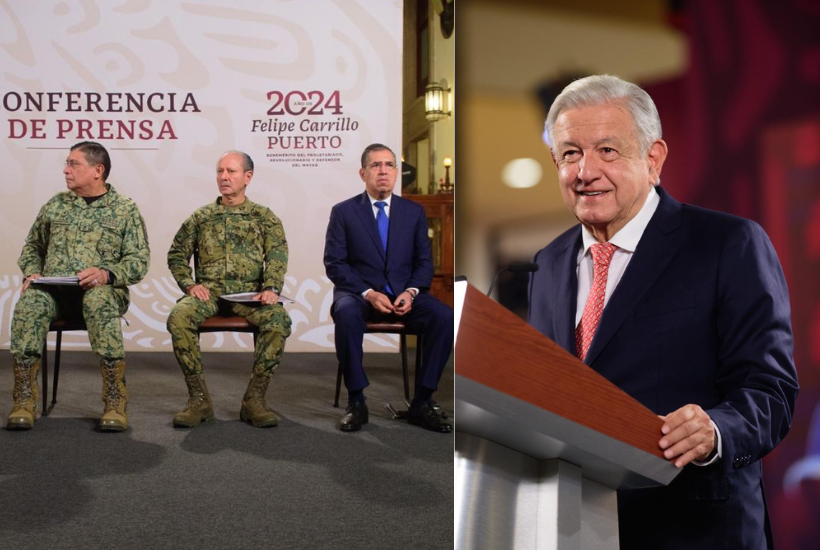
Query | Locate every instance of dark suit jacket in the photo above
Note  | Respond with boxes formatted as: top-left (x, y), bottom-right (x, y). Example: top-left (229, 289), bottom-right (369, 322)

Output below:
top-left (324, 191), bottom-right (433, 300)
top-left (528, 187), bottom-right (799, 549)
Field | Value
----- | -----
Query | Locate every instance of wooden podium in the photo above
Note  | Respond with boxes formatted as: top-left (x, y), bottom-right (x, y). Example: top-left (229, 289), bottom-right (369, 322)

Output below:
top-left (454, 281), bottom-right (680, 550)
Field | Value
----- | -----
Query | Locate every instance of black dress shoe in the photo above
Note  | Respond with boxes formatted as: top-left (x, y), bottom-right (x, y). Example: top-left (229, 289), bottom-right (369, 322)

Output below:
top-left (339, 400), bottom-right (369, 432)
top-left (408, 401), bottom-right (452, 433)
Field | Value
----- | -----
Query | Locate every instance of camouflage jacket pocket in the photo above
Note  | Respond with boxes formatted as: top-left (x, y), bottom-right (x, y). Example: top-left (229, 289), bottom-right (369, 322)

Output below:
top-left (198, 218), bottom-right (226, 265)
top-left (44, 217), bottom-right (73, 272)
top-left (96, 218), bottom-right (123, 260)
top-left (49, 217), bottom-right (72, 250)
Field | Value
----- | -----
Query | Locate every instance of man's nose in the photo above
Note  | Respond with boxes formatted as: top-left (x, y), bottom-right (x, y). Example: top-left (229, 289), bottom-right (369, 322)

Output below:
top-left (577, 154), bottom-right (601, 183)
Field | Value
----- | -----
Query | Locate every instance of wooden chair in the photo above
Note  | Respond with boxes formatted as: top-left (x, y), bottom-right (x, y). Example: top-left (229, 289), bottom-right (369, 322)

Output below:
top-left (333, 321), bottom-right (423, 408)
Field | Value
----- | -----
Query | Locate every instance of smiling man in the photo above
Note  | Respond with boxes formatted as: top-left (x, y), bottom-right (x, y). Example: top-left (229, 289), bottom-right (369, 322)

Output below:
top-left (166, 151), bottom-right (291, 428)
top-left (528, 75), bottom-right (798, 549)
top-left (9, 141), bottom-right (150, 432)
top-left (324, 143), bottom-right (453, 433)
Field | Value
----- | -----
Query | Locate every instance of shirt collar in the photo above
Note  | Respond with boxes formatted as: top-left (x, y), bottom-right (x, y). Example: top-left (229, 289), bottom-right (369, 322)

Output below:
top-left (367, 192), bottom-right (392, 208)
top-left (215, 196), bottom-right (254, 212)
top-left (70, 183), bottom-right (113, 207)
top-left (578, 185), bottom-right (660, 263)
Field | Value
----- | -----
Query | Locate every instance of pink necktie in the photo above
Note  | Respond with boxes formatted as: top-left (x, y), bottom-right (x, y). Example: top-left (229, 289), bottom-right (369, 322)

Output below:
top-left (576, 242), bottom-right (616, 360)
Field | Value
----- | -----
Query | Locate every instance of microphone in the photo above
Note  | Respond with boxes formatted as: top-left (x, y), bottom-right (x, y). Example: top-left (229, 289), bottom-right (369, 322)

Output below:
top-left (487, 262), bottom-right (539, 297)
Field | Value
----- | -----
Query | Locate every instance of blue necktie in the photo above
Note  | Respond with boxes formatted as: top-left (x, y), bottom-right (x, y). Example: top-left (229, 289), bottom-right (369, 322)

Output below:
top-left (375, 201), bottom-right (388, 252)
top-left (375, 201), bottom-right (394, 295)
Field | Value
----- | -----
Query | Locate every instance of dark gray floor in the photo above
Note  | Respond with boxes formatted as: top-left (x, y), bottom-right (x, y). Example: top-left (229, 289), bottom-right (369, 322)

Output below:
top-left (0, 350), bottom-right (454, 550)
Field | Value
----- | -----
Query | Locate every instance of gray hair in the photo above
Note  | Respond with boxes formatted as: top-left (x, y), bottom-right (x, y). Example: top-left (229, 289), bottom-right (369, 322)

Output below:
top-left (545, 75), bottom-right (662, 155)
top-left (220, 150), bottom-right (254, 172)
top-left (360, 143), bottom-right (396, 169)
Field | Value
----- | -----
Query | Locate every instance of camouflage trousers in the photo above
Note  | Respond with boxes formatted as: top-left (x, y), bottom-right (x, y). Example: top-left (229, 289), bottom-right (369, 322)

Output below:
top-left (10, 285), bottom-right (129, 366)
top-left (166, 295), bottom-right (292, 377)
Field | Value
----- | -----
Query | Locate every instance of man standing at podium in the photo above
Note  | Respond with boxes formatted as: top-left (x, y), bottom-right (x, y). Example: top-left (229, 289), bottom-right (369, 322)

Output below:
top-left (528, 75), bottom-right (798, 549)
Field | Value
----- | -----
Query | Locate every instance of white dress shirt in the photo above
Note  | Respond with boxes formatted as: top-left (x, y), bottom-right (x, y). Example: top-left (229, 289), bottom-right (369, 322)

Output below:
top-left (574, 186), bottom-right (721, 466)
top-left (368, 193), bottom-right (392, 218)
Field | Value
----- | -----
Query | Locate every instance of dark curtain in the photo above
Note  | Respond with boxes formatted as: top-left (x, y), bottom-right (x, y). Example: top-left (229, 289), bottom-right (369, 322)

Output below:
top-left (645, 1), bottom-right (820, 546)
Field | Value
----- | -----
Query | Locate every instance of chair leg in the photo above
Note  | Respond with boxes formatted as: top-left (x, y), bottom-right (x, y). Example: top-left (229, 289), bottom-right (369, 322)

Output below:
top-left (334, 363), bottom-right (343, 408)
top-left (414, 333), bottom-right (423, 390)
top-left (52, 330), bottom-right (62, 407)
top-left (41, 338), bottom-right (49, 416)
top-left (400, 334), bottom-right (410, 404)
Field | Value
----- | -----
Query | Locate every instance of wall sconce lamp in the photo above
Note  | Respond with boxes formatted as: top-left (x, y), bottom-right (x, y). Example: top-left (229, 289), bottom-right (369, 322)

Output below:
top-left (440, 157), bottom-right (454, 194)
top-left (425, 79), bottom-right (452, 122)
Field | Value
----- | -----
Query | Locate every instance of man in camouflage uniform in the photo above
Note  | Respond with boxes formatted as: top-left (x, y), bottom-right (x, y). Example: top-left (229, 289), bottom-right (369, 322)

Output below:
top-left (167, 150), bottom-right (291, 428)
top-left (9, 141), bottom-right (150, 432)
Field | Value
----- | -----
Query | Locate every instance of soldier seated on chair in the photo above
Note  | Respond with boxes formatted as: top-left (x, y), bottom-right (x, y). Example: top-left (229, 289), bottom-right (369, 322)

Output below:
top-left (166, 150), bottom-right (291, 429)
top-left (8, 141), bottom-right (150, 432)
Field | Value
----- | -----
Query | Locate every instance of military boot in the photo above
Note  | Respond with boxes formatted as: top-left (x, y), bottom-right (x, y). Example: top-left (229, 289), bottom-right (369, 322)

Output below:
top-left (7, 360), bottom-right (39, 430)
top-left (173, 374), bottom-right (214, 428)
top-left (240, 374), bottom-right (279, 428)
top-left (100, 360), bottom-right (128, 432)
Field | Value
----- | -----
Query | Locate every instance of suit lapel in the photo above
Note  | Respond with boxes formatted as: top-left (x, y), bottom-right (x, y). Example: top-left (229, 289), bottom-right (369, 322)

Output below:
top-left (386, 194), bottom-right (404, 263)
top-left (584, 187), bottom-right (683, 365)
top-left (553, 229), bottom-right (582, 355)
top-left (353, 192), bottom-right (386, 261)
top-left (387, 194), bottom-right (407, 266)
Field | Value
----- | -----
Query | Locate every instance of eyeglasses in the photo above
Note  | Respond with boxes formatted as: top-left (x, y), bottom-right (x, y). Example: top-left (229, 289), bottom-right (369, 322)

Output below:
top-left (367, 161), bottom-right (396, 170)
top-left (64, 160), bottom-right (88, 169)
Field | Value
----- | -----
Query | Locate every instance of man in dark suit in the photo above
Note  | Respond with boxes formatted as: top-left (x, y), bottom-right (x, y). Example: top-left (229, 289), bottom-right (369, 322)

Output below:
top-left (528, 75), bottom-right (798, 549)
top-left (324, 143), bottom-right (453, 433)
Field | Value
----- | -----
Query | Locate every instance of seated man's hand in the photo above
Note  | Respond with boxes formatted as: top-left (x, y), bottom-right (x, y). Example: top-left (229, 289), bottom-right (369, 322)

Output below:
top-left (22, 274), bottom-right (42, 292)
top-left (78, 267), bottom-right (109, 290)
top-left (253, 289), bottom-right (279, 306)
top-left (365, 290), bottom-right (395, 314)
top-left (186, 284), bottom-right (211, 302)
top-left (393, 291), bottom-right (414, 316)
top-left (659, 404), bottom-right (715, 468)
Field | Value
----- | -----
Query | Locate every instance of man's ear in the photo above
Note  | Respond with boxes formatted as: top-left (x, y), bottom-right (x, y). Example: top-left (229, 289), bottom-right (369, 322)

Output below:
top-left (359, 168), bottom-right (366, 182)
top-left (646, 139), bottom-right (668, 183)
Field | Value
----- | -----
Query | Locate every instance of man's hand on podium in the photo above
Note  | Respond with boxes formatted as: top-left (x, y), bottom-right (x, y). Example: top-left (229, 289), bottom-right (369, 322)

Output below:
top-left (658, 404), bottom-right (716, 468)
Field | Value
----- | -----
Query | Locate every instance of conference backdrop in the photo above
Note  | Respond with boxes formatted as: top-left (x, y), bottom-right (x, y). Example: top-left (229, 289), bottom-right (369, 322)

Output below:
top-left (0, 0), bottom-right (403, 352)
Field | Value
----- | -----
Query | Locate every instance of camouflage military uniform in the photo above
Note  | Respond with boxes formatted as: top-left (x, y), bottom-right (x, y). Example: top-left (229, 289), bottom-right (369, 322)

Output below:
top-left (11, 185), bottom-right (150, 366)
top-left (166, 197), bottom-right (291, 376)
